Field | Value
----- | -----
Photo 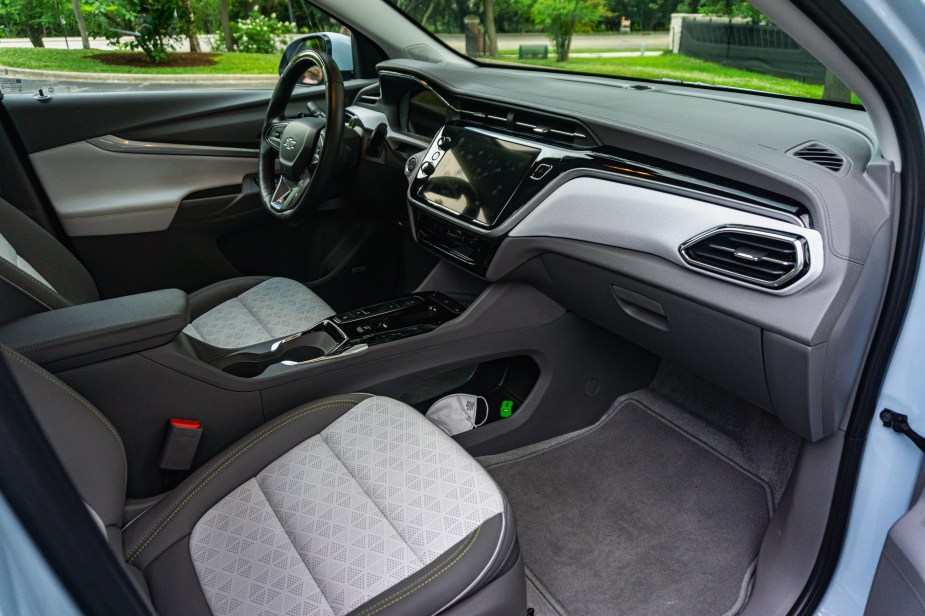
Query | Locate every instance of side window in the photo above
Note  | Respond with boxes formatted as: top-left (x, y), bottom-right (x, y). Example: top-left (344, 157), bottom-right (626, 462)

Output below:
top-left (0, 2), bottom-right (353, 94)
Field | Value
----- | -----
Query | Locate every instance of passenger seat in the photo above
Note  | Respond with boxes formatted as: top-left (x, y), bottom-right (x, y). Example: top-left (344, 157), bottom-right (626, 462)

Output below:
top-left (1, 346), bottom-right (525, 615)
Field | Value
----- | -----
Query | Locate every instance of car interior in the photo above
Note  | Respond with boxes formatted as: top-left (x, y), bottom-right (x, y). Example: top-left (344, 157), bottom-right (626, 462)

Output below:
top-left (0, 1), bottom-right (912, 615)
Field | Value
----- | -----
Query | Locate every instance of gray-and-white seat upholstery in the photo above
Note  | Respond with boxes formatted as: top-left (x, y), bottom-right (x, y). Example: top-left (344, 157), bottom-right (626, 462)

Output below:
top-left (183, 276), bottom-right (334, 348)
top-left (3, 346), bottom-right (525, 616)
top-left (0, 197), bottom-right (333, 348)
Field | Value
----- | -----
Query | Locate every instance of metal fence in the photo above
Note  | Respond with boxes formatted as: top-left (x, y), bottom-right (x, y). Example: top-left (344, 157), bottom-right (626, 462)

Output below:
top-left (678, 19), bottom-right (826, 83)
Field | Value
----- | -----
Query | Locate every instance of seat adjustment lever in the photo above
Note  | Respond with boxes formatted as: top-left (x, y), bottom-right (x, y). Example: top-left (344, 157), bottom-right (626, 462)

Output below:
top-left (880, 409), bottom-right (925, 454)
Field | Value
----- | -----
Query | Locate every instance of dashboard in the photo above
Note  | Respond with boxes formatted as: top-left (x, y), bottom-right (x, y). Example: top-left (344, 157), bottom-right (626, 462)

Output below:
top-left (346, 60), bottom-right (892, 445)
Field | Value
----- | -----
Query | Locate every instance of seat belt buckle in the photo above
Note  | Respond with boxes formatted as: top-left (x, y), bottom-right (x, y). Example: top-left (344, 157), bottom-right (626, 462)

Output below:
top-left (158, 419), bottom-right (203, 471)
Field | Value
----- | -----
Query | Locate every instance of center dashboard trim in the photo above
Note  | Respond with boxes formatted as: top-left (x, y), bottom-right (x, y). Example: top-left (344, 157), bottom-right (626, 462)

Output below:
top-left (407, 124), bottom-right (809, 240)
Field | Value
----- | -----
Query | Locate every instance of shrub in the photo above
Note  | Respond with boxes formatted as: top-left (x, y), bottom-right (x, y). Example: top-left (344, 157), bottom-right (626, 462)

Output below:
top-left (216, 12), bottom-right (296, 54)
top-left (84, 0), bottom-right (188, 63)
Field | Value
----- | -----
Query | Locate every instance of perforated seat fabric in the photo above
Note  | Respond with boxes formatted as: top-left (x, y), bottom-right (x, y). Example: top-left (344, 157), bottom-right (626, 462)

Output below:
top-left (186, 397), bottom-right (507, 615)
top-left (182, 277), bottom-right (335, 348)
top-left (0, 198), bottom-right (336, 349)
top-left (2, 348), bottom-right (525, 616)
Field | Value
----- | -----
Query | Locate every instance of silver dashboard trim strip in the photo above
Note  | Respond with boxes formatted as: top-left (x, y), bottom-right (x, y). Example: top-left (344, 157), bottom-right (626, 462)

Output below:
top-left (87, 135), bottom-right (259, 158)
top-left (407, 125), bottom-right (807, 240)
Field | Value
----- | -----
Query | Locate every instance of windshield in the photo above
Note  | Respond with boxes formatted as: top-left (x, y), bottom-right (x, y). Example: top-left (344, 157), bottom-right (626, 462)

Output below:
top-left (389, 0), bottom-right (859, 106)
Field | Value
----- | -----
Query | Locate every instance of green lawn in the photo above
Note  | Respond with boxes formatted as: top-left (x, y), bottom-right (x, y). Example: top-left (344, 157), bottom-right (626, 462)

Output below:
top-left (496, 53), bottom-right (833, 100)
top-left (0, 47), bottom-right (857, 104)
top-left (0, 48), bottom-right (279, 74)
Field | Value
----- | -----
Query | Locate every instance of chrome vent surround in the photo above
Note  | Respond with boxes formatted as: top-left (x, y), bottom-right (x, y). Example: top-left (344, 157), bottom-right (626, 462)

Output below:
top-left (458, 99), bottom-right (596, 147)
top-left (679, 226), bottom-right (809, 288)
top-left (355, 84), bottom-right (381, 106)
top-left (790, 141), bottom-right (847, 173)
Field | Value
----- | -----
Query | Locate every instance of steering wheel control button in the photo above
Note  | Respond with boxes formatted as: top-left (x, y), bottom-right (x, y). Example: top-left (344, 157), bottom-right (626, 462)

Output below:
top-left (530, 163), bottom-right (553, 180)
top-left (437, 135), bottom-right (452, 150)
top-left (405, 156), bottom-right (417, 175)
top-left (421, 161), bottom-right (436, 176)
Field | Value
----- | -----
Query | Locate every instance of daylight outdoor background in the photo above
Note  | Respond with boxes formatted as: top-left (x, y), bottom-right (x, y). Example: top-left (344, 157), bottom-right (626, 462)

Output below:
top-left (0, 0), bottom-right (855, 102)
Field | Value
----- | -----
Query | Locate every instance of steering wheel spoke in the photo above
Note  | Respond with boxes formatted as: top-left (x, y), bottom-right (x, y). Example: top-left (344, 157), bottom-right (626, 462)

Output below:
top-left (311, 128), bottom-right (326, 167)
top-left (269, 168), bottom-right (312, 212)
top-left (264, 121), bottom-right (290, 151)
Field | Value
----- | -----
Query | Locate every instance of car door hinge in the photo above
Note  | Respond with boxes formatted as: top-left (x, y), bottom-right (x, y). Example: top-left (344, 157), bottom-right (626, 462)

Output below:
top-left (880, 409), bottom-right (925, 454)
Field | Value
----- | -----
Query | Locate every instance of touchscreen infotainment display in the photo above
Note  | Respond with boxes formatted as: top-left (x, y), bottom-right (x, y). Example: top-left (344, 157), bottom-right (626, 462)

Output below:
top-left (418, 131), bottom-right (540, 226)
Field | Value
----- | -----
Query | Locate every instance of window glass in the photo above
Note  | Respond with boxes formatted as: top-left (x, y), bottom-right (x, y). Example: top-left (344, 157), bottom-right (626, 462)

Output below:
top-left (0, 1), bottom-right (351, 93)
top-left (389, 0), bottom-right (859, 106)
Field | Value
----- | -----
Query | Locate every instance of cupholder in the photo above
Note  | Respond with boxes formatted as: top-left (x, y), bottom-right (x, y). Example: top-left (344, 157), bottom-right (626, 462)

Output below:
top-left (213, 325), bottom-right (343, 377)
top-left (278, 345), bottom-right (326, 364)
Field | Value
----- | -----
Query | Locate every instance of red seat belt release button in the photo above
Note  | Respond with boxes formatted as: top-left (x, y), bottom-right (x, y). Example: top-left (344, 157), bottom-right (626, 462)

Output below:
top-left (158, 419), bottom-right (203, 471)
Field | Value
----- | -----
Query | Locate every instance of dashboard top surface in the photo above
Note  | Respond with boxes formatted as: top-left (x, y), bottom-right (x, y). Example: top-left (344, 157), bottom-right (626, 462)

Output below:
top-left (368, 59), bottom-right (888, 265)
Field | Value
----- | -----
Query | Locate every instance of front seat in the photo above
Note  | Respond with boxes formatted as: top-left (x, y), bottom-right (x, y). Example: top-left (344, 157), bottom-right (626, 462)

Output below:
top-left (2, 346), bottom-right (526, 615)
top-left (0, 197), bottom-right (334, 348)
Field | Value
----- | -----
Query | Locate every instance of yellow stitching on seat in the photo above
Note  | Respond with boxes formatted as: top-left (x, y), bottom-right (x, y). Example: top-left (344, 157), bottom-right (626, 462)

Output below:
top-left (124, 397), bottom-right (365, 557)
top-left (357, 528), bottom-right (474, 614)
top-left (126, 399), bottom-right (362, 562)
top-left (0, 348), bottom-right (127, 493)
top-left (0, 262), bottom-right (74, 307)
top-left (359, 526), bottom-right (482, 616)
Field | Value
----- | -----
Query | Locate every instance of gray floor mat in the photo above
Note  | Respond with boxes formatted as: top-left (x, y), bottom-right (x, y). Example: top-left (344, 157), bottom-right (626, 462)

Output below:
top-left (486, 399), bottom-right (773, 616)
top-left (526, 566), bottom-right (568, 616)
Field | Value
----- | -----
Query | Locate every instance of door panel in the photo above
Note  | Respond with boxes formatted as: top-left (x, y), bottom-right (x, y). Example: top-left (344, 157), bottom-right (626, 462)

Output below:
top-left (3, 81), bottom-right (404, 307)
top-left (4, 85), bottom-right (374, 153)
top-left (31, 141), bottom-right (259, 236)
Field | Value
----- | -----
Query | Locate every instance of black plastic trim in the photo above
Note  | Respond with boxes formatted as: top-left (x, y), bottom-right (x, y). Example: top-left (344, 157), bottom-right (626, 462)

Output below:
top-left (0, 352), bottom-right (152, 616)
top-left (785, 2), bottom-right (925, 615)
top-left (0, 100), bottom-right (74, 246)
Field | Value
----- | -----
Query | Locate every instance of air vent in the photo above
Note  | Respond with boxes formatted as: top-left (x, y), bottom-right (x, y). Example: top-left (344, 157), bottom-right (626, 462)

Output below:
top-left (790, 142), bottom-right (846, 173)
top-left (355, 84), bottom-right (381, 106)
top-left (679, 226), bottom-right (808, 288)
top-left (458, 98), bottom-right (596, 147)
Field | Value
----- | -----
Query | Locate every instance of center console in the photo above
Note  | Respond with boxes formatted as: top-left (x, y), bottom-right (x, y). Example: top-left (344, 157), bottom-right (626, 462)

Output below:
top-left (407, 123), bottom-right (569, 276)
top-left (209, 292), bottom-right (467, 378)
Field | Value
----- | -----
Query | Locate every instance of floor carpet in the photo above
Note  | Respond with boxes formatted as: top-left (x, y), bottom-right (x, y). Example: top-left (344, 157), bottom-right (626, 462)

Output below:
top-left (483, 395), bottom-right (780, 615)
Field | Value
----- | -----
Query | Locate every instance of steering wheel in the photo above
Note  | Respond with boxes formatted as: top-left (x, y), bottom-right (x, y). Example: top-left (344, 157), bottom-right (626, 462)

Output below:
top-left (259, 50), bottom-right (345, 223)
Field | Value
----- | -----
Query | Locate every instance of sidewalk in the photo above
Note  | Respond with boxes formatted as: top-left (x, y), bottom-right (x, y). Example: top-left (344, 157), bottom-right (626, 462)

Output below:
top-left (0, 35), bottom-right (222, 51)
top-left (1, 64), bottom-right (276, 85)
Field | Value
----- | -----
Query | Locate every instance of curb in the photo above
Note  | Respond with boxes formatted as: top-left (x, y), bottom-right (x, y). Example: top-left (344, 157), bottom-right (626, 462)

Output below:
top-left (1, 65), bottom-right (278, 84)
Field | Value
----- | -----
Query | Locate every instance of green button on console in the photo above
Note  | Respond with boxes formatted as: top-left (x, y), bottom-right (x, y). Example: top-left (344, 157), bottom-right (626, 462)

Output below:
top-left (500, 400), bottom-right (514, 418)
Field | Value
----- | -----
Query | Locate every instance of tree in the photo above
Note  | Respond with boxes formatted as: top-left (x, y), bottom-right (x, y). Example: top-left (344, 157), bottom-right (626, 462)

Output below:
top-left (71, 0), bottom-right (90, 48)
top-left (180, 0), bottom-right (200, 51)
top-left (219, 0), bottom-right (234, 51)
top-left (697, 0), bottom-right (764, 24)
top-left (522, 0), bottom-right (609, 62)
top-left (484, 0), bottom-right (498, 57)
top-left (611, 0), bottom-right (680, 31)
top-left (84, 0), bottom-right (189, 62)
top-left (0, 0), bottom-right (62, 47)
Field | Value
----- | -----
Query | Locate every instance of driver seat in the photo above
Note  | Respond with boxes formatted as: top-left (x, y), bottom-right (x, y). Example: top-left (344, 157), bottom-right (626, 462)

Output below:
top-left (0, 197), bottom-right (335, 348)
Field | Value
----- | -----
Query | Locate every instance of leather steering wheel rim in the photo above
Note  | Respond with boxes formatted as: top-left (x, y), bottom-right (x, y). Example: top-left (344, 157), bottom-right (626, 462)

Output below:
top-left (259, 50), bottom-right (345, 224)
